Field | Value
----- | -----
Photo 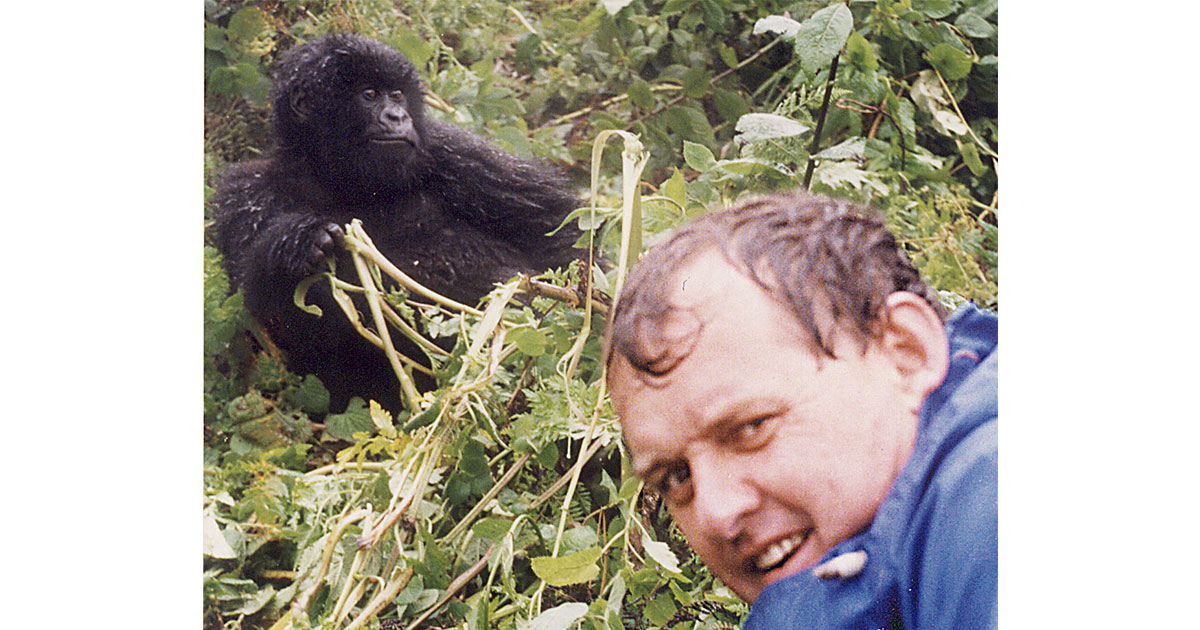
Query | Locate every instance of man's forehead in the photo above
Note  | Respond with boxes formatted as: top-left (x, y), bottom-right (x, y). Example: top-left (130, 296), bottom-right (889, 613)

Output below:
top-left (661, 251), bottom-right (742, 308)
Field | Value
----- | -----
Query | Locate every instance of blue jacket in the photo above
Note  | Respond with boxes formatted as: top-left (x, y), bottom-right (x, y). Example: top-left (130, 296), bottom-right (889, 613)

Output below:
top-left (743, 304), bottom-right (998, 630)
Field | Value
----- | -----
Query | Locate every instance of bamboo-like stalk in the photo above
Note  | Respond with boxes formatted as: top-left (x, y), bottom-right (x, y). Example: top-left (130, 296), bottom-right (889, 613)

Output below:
top-left (292, 508), bottom-right (372, 618)
top-left (402, 546), bottom-right (494, 630)
top-left (352, 240), bottom-right (422, 413)
top-left (343, 566), bottom-right (415, 630)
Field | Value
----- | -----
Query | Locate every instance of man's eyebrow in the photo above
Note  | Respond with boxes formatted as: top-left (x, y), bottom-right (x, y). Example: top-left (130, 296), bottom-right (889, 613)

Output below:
top-left (630, 440), bottom-right (668, 478)
top-left (695, 391), bottom-right (791, 436)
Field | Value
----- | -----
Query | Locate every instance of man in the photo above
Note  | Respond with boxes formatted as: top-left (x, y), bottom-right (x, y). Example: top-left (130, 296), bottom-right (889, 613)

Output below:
top-left (604, 189), bottom-right (996, 629)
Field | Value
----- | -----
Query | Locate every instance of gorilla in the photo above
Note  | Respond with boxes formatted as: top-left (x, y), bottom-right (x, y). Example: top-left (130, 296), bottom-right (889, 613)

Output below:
top-left (210, 33), bottom-right (583, 413)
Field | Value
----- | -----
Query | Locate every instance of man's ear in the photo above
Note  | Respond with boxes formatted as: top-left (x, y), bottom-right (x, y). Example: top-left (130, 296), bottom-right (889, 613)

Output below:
top-left (879, 292), bottom-right (949, 407)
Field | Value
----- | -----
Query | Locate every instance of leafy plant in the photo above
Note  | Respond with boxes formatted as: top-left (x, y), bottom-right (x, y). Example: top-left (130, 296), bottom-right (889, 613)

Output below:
top-left (203, 1), bottom-right (997, 628)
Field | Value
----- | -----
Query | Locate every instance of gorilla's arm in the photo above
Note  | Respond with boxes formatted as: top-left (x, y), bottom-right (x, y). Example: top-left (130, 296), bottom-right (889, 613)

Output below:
top-left (210, 161), bottom-right (343, 306)
top-left (422, 120), bottom-right (583, 270)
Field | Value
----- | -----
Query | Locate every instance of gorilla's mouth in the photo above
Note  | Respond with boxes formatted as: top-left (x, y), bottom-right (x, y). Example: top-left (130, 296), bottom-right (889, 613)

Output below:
top-left (369, 136), bottom-right (415, 146)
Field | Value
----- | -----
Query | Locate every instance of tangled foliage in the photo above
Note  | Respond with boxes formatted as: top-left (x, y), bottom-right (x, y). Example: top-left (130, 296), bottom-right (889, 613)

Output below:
top-left (204, 1), bottom-right (997, 628)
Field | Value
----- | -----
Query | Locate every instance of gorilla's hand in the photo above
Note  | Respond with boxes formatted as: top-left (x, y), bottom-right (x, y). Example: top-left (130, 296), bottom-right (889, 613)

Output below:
top-left (278, 220), bottom-right (345, 278)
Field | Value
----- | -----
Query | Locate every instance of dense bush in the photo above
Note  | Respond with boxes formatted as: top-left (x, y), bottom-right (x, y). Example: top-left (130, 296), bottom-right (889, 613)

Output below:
top-left (203, 1), bottom-right (997, 628)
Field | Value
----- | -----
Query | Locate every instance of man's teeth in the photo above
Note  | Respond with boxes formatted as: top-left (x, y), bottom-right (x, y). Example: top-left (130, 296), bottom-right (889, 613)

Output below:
top-left (755, 534), bottom-right (806, 571)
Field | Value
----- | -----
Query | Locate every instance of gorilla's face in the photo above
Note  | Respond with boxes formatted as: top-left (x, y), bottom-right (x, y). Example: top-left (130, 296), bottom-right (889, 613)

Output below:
top-left (274, 35), bottom-right (430, 195)
top-left (356, 88), bottom-right (419, 150)
top-left (348, 85), bottom-right (423, 174)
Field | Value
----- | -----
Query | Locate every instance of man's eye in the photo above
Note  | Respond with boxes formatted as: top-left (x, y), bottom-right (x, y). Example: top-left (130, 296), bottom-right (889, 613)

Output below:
top-left (734, 417), bottom-right (773, 448)
top-left (655, 464), bottom-right (692, 504)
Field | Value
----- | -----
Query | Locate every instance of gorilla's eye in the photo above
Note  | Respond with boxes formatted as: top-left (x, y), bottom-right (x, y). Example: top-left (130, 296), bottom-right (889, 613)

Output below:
top-left (388, 90), bottom-right (406, 103)
top-left (362, 88), bottom-right (379, 100)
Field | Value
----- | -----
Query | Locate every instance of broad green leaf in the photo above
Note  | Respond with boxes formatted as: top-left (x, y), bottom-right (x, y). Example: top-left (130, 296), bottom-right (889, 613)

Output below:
top-left (515, 32), bottom-right (541, 67)
top-left (734, 112), bottom-right (809, 143)
top-left (682, 65), bottom-right (711, 99)
top-left (930, 108), bottom-right (968, 136)
top-left (660, 0), bottom-right (696, 15)
top-left (814, 137), bottom-right (866, 160)
top-left (326, 398), bottom-right (373, 441)
top-left (712, 88), bottom-right (751, 123)
top-left (510, 327), bottom-right (548, 356)
top-left (718, 42), bottom-right (739, 69)
top-left (845, 31), bottom-right (877, 71)
top-left (391, 28), bottom-right (434, 66)
top-left (957, 137), bottom-right (986, 176)
top-left (393, 574), bottom-right (426, 605)
top-left (916, 22), bottom-right (969, 53)
top-left (965, 0), bottom-right (998, 18)
top-left (600, 0), bottom-right (634, 15)
top-left (814, 160), bottom-right (888, 195)
top-left (628, 79), bottom-right (655, 110)
top-left (232, 62), bottom-right (262, 89)
top-left (369, 400), bottom-right (394, 431)
top-left (910, 70), bottom-right (949, 108)
top-left (562, 525), bottom-right (600, 554)
top-left (715, 158), bottom-right (793, 177)
top-left (469, 594), bottom-right (489, 630)
top-left (226, 390), bottom-right (269, 423)
top-left (531, 547), bottom-right (603, 586)
top-left (493, 125), bottom-right (533, 158)
top-left (227, 7), bottom-right (266, 41)
top-left (664, 105), bottom-right (716, 146)
top-left (529, 602), bottom-right (589, 630)
top-left (682, 141), bottom-right (717, 172)
top-left (955, 12), bottom-right (996, 39)
top-left (459, 439), bottom-right (488, 476)
top-left (237, 410), bottom-right (313, 447)
top-left (794, 3), bottom-right (853, 74)
top-left (401, 395), bottom-right (443, 432)
top-left (204, 24), bottom-right (228, 51)
top-left (207, 66), bottom-right (237, 95)
top-left (536, 439), bottom-right (559, 467)
top-left (753, 15), bottom-right (802, 39)
top-left (232, 584), bottom-right (275, 615)
top-left (284, 375), bottom-right (330, 414)
top-left (618, 476), bottom-right (642, 501)
top-left (668, 579), bottom-right (693, 605)
top-left (927, 43), bottom-right (974, 80)
top-left (663, 169), bottom-right (687, 210)
top-left (913, 0), bottom-right (958, 19)
top-left (643, 539), bottom-right (682, 573)
top-left (203, 515), bottom-right (237, 559)
top-left (644, 592), bottom-right (679, 626)
top-left (604, 573), bottom-right (627, 624)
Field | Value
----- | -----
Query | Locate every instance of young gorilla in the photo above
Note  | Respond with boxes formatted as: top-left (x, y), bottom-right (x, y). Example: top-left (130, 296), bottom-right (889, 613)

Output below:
top-left (211, 34), bottom-right (583, 412)
top-left (605, 190), bottom-right (997, 630)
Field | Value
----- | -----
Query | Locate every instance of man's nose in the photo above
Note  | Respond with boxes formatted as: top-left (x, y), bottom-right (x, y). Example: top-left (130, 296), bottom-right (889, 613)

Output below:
top-left (689, 457), bottom-right (759, 541)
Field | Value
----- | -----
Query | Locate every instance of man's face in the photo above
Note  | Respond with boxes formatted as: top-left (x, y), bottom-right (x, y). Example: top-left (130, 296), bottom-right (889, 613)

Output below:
top-left (609, 253), bottom-right (922, 602)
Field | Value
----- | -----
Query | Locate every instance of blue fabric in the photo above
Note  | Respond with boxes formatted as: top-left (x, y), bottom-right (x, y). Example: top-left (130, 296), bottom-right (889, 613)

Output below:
top-left (742, 304), bottom-right (998, 630)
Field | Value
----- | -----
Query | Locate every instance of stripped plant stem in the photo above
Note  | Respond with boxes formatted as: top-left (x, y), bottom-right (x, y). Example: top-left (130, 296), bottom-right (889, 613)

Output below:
top-left (292, 507), bottom-right (373, 618)
top-left (932, 68), bottom-right (998, 160)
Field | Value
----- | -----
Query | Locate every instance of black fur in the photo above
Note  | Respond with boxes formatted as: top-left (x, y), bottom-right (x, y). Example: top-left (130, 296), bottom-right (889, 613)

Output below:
top-left (210, 34), bottom-right (582, 412)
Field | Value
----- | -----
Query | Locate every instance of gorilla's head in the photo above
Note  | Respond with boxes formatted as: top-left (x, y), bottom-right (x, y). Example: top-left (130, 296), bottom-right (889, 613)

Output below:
top-left (271, 33), bottom-right (430, 196)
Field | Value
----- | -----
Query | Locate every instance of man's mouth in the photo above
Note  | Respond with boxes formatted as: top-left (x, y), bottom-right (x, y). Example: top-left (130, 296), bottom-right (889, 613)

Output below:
top-left (754, 531), bottom-right (810, 572)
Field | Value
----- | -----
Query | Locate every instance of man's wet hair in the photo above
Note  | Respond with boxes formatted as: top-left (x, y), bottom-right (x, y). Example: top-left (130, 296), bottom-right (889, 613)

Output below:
top-left (605, 189), bottom-right (944, 377)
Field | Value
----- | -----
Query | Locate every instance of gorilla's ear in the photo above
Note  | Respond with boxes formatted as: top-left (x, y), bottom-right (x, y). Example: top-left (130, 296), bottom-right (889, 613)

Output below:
top-left (289, 90), bottom-right (312, 122)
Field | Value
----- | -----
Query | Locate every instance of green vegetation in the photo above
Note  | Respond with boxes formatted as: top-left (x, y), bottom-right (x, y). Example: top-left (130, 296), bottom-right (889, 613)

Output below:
top-left (203, 1), bottom-right (997, 628)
